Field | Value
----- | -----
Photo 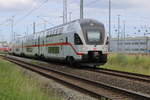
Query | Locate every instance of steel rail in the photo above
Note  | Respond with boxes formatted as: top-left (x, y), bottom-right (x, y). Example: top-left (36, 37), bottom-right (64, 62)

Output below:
top-left (100, 68), bottom-right (150, 79)
top-left (86, 68), bottom-right (150, 83)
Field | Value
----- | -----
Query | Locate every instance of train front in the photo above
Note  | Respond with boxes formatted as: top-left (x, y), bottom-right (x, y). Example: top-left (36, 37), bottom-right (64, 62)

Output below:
top-left (79, 19), bottom-right (108, 66)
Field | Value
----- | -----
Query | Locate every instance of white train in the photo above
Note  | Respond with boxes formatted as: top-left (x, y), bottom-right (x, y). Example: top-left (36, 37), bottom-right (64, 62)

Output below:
top-left (10, 19), bottom-right (108, 66)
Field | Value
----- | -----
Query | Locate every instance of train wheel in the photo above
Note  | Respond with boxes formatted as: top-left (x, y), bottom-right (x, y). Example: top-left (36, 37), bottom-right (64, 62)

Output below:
top-left (67, 57), bottom-right (75, 66)
top-left (93, 65), bottom-right (97, 68)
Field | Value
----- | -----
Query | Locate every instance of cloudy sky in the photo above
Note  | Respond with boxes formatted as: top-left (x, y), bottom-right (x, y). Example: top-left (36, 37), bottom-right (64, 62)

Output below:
top-left (0, 0), bottom-right (150, 41)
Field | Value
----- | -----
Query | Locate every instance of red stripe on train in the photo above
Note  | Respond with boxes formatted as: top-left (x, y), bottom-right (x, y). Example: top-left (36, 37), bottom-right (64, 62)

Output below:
top-left (13, 42), bottom-right (84, 56)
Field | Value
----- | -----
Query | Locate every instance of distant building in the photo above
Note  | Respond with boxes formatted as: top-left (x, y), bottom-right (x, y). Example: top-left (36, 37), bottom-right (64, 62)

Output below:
top-left (110, 37), bottom-right (150, 54)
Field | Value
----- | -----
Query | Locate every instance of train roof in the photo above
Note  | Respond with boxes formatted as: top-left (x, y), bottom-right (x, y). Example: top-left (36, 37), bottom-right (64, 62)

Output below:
top-left (14, 19), bottom-right (104, 41)
top-left (44, 18), bottom-right (104, 31)
top-left (79, 19), bottom-right (104, 26)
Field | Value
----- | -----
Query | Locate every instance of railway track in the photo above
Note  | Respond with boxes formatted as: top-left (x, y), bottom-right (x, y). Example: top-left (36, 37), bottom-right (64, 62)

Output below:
top-left (87, 68), bottom-right (150, 83)
top-left (1, 55), bottom-right (150, 100)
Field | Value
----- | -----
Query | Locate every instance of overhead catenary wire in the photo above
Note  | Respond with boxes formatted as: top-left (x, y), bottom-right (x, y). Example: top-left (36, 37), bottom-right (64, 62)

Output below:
top-left (85, 0), bottom-right (99, 6)
top-left (14, 0), bottom-right (49, 26)
top-left (0, 19), bottom-right (10, 26)
top-left (15, 0), bottom-right (98, 25)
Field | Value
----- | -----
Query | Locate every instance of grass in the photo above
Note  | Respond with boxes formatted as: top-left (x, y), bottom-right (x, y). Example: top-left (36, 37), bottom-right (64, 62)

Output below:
top-left (101, 54), bottom-right (150, 75)
top-left (0, 51), bottom-right (8, 55)
top-left (0, 58), bottom-right (61, 100)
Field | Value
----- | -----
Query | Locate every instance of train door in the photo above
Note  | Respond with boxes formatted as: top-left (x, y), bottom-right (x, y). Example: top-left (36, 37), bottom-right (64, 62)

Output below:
top-left (60, 38), bottom-right (64, 58)
top-left (41, 39), bottom-right (44, 56)
top-left (40, 33), bottom-right (45, 57)
top-left (74, 33), bottom-right (83, 53)
top-left (22, 40), bottom-right (23, 54)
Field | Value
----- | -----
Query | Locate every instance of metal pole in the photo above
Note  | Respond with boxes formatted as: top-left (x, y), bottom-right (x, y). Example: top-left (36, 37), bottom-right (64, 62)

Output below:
top-left (108, 0), bottom-right (111, 52)
top-left (26, 25), bottom-right (28, 36)
top-left (80, 0), bottom-right (84, 19)
top-left (63, 0), bottom-right (65, 24)
top-left (63, 0), bottom-right (67, 23)
top-left (123, 20), bottom-right (126, 53)
top-left (65, 0), bottom-right (67, 23)
top-left (69, 12), bottom-right (72, 22)
top-left (33, 22), bottom-right (36, 34)
top-left (11, 16), bottom-right (14, 40)
top-left (14, 32), bottom-right (16, 40)
top-left (44, 22), bottom-right (46, 30)
top-left (59, 16), bottom-right (64, 24)
top-left (117, 15), bottom-right (120, 52)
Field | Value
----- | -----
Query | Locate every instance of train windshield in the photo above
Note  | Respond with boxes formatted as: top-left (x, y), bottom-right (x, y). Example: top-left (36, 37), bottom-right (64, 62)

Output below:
top-left (80, 20), bottom-right (105, 45)
top-left (87, 30), bottom-right (101, 43)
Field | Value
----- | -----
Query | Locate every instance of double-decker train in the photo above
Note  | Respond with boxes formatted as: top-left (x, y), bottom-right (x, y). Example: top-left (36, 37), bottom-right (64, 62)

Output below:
top-left (10, 19), bottom-right (108, 66)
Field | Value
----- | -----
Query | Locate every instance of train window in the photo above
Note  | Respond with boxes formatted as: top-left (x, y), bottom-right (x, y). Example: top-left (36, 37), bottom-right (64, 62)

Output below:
top-left (16, 48), bottom-right (19, 51)
top-left (26, 48), bottom-right (33, 52)
top-left (55, 30), bottom-right (57, 34)
top-left (87, 30), bottom-right (101, 42)
top-left (106, 37), bottom-right (109, 45)
top-left (60, 27), bottom-right (63, 33)
top-left (74, 33), bottom-right (83, 45)
top-left (48, 47), bottom-right (59, 54)
top-left (54, 29), bottom-right (56, 34)
top-left (58, 28), bottom-right (62, 34)
top-left (46, 31), bottom-right (49, 35)
top-left (66, 37), bottom-right (68, 43)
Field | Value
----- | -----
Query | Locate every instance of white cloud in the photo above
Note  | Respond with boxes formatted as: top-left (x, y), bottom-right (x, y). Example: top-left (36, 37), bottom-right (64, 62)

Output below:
top-left (0, 0), bottom-right (36, 11)
top-left (0, 0), bottom-right (33, 7)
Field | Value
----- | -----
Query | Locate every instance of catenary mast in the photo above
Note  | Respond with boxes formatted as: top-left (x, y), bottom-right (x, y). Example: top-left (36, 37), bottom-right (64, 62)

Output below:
top-left (80, 0), bottom-right (84, 19)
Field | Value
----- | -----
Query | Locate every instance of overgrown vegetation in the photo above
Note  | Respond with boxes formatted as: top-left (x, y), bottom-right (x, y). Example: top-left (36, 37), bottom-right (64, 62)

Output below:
top-left (0, 58), bottom-right (61, 100)
top-left (0, 51), bottom-right (8, 55)
top-left (101, 54), bottom-right (150, 75)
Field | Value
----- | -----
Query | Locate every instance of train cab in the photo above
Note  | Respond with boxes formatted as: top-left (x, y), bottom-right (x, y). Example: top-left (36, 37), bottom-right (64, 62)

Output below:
top-left (65, 19), bottom-right (108, 66)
